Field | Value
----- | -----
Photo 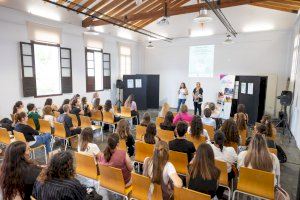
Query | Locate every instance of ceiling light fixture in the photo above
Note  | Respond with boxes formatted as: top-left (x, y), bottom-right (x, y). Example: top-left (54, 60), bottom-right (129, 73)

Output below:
top-left (84, 25), bottom-right (100, 35)
top-left (223, 34), bottom-right (234, 44)
top-left (146, 41), bottom-right (154, 49)
top-left (194, 8), bottom-right (213, 23)
top-left (157, 1), bottom-right (170, 26)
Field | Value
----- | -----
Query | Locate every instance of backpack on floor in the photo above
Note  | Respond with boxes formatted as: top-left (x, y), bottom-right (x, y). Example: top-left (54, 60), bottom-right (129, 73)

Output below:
top-left (276, 145), bottom-right (287, 163)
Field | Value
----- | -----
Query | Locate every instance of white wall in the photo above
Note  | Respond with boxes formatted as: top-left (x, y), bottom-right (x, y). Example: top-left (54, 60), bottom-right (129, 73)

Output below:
top-left (143, 31), bottom-right (292, 116)
top-left (0, 6), bottom-right (141, 118)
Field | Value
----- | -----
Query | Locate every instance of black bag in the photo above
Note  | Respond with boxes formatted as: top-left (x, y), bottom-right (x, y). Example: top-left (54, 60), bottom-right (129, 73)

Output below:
top-left (276, 145), bottom-right (287, 163)
top-left (86, 187), bottom-right (102, 200)
top-left (0, 118), bottom-right (13, 131)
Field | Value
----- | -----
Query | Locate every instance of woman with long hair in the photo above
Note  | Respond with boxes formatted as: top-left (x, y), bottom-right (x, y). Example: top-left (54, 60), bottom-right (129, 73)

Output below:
top-left (44, 98), bottom-right (58, 111)
top-left (177, 82), bottom-right (188, 112)
top-left (0, 141), bottom-right (41, 200)
top-left (13, 101), bottom-right (24, 114)
top-left (143, 141), bottom-right (182, 199)
top-left (189, 115), bottom-right (209, 140)
top-left (236, 112), bottom-right (247, 132)
top-left (116, 119), bottom-right (135, 157)
top-left (234, 104), bottom-right (249, 122)
top-left (143, 123), bottom-right (160, 144)
top-left (91, 92), bottom-right (99, 104)
top-left (33, 151), bottom-right (86, 199)
top-left (188, 143), bottom-right (220, 198)
top-left (159, 103), bottom-right (170, 118)
top-left (261, 114), bottom-right (276, 139)
top-left (93, 97), bottom-right (102, 111)
top-left (220, 119), bottom-right (240, 145)
top-left (124, 94), bottom-right (139, 124)
top-left (254, 123), bottom-right (276, 148)
top-left (103, 100), bottom-right (120, 122)
top-left (238, 134), bottom-right (280, 184)
top-left (78, 127), bottom-right (101, 158)
top-left (192, 82), bottom-right (203, 115)
top-left (81, 96), bottom-right (91, 117)
top-left (58, 99), bottom-right (70, 114)
top-left (70, 98), bottom-right (84, 126)
top-left (173, 104), bottom-right (193, 125)
top-left (98, 133), bottom-right (133, 186)
top-left (160, 111), bottom-right (176, 131)
top-left (43, 105), bottom-right (55, 128)
top-left (140, 112), bottom-right (151, 127)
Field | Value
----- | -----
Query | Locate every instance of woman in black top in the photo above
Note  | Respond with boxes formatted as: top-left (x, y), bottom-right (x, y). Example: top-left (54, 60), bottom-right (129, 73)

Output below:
top-left (188, 143), bottom-right (220, 198)
top-left (116, 119), bottom-right (135, 157)
top-left (58, 99), bottom-right (70, 114)
top-left (193, 82), bottom-right (203, 116)
top-left (70, 98), bottom-right (84, 126)
top-left (159, 111), bottom-right (176, 131)
top-left (33, 151), bottom-right (86, 200)
top-left (81, 97), bottom-right (91, 117)
top-left (0, 141), bottom-right (42, 200)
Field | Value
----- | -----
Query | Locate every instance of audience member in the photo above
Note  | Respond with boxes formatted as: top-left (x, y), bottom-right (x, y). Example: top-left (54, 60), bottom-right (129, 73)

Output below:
top-left (173, 104), bottom-right (193, 124)
top-left (43, 105), bottom-right (55, 128)
top-left (143, 141), bottom-right (182, 199)
top-left (0, 141), bottom-right (42, 200)
top-left (143, 123), bottom-right (160, 144)
top-left (208, 102), bottom-right (220, 119)
top-left (188, 143), bottom-right (220, 198)
top-left (234, 104), bottom-right (249, 122)
top-left (254, 123), bottom-right (276, 148)
top-left (236, 112), bottom-right (247, 133)
top-left (27, 103), bottom-right (41, 130)
top-left (33, 151), bottom-right (86, 199)
top-left (98, 133), bottom-right (133, 187)
top-left (169, 121), bottom-right (196, 162)
top-left (202, 108), bottom-right (216, 129)
top-left (189, 115), bottom-right (210, 141)
top-left (220, 119), bottom-right (240, 145)
top-left (93, 97), bottom-right (103, 111)
top-left (140, 112), bottom-right (151, 127)
top-left (78, 127), bottom-right (101, 158)
top-left (44, 98), bottom-right (58, 111)
top-left (58, 99), bottom-right (70, 114)
top-left (91, 92), bottom-right (99, 104)
top-left (57, 104), bottom-right (81, 137)
top-left (261, 114), bottom-right (276, 139)
top-left (81, 97), bottom-right (91, 117)
top-left (116, 119), bottom-right (135, 157)
top-left (160, 111), bottom-right (176, 131)
top-left (104, 99), bottom-right (120, 122)
top-left (159, 102), bottom-right (170, 118)
top-left (13, 101), bottom-right (24, 114)
top-left (124, 94), bottom-right (139, 124)
top-left (70, 98), bottom-right (83, 126)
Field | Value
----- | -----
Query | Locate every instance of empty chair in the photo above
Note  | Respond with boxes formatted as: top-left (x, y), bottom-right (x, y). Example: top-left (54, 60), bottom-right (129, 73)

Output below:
top-left (121, 106), bottom-right (132, 118)
top-left (99, 165), bottom-right (132, 200)
top-left (186, 134), bottom-right (206, 149)
top-left (130, 173), bottom-right (151, 200)
top-left (27, 118), bottom-right (36, 130)
top-left (135, 141), bottom-right (154, 164)
top-left (135, 125), bottom-right (146, 141)
top-left (75, 152), bottom-right (99, 180)
top-left (157, 129), bottom-right (174, 143)
top-left (68, 113), bottom-right (78, 127)
top-left (90, 109), bottom-right (103, 122)
top-left (174, 187), bottom-right (211, 200)
top-left (0, 128), bottom-right (13, 145)
top-left (38, 119), bottom-right (52, 134)
top-left (102, 111), bottom-right (117, 132)
top-left (53, 122), bottom-right (78, 150)
top-left (155, 117), bottom-right (164, 126)
top-left (80, 115), bottom-right (101, 131)
top-left (232, 167), bottom-right (275, 200)
top-left (169, 150), bottom-right (188, 176)
top-left (203, 125), bottom-right (214, 141)
top-left (215, 159), bottom-right (232, 199)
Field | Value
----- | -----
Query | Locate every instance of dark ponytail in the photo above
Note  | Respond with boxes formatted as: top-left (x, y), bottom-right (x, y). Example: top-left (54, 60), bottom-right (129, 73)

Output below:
top-left (103, 133), bottom-right (119, 162)
top-left (13, 101), bottom-right (23, 114)
top-left (214, 130), bottom-right (225, 152)
top-left (14, 112), bottom-right (26, 123)
top-left (261, 115), bottom-right (272, 137)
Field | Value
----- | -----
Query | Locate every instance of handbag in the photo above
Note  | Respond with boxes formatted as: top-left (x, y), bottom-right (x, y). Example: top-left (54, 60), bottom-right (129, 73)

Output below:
top-left (275, 186), bottom-right (290, 200)
top-left (276, 145), bottom-right (287, 163)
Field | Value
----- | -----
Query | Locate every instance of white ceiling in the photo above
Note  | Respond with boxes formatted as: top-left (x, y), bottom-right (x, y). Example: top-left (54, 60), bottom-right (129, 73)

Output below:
top-left (0, 0), bottom-right (298, 41)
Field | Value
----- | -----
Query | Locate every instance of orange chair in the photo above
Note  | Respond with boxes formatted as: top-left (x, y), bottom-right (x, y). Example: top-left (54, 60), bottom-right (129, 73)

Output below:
top-left (0, 128), bottom-right (13, 145)
top-left (102, 111), bottom-right (117, 132)
top-left (232, 167), bottom-right (275, 200)
top-left (27, 118), bottom-right (36, 130)
top-left (38, 119), bottom-right (52, 134)
top-left (174, 187), bottom-right (211, 200)
top-left (119, 139), bottom-right (127, 152)
top-left (135, 141), bottom-right (154, 173)
top-left (53, 111), bottom-right (60, 118)
top-left (130, 173), bottom-right (151, 200)
top-left (99, 165), bottom-right (132, 200)
top-left (226, 142), bottom-right (238, 153)
top-left (90, 109), bottom-right (103, 122)
top-left (215, 159), bottom-right (232, 199)
top-left (87, 103), bottom-right (93, 110)
top-left (53, 122), bottom-right (78, 150)
top-left (79, 115), bottom-right (101, 133)
top-left (68, 113), bottom-right (78, 127)
top-left (239, 129), bottom-right (247, 146)
top-left (75, 152), bottom-right (99, 180)
top-left (113, 105), bottom-right (120, 114)
top-left (136, 125), bottom-right (146, 141)
top-left (121, 106), bottom-right (132, 118)
top-left (157, 129), bottom-right (174, 143)
top-left (203, 125), bottom-right (214, 141)
top-left (155, 117), bottom-right (164, 126)
top-left (169, 150), bottom-right (188, 175)
top-left (186, 134), bottom-right (206, 149)
top-left (268, 148), bottom-right (277, 156)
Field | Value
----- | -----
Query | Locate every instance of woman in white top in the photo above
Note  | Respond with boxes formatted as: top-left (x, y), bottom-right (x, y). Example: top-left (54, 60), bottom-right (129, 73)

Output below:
top-left (177, 82), bottom-right (188, 112)
top-left (238, 134), bottom-right (280, 185)
top-left (189, 115), bottom-right (210, 141)
top-left (78, 127), bottom-right (101, 158)
top-left (158, 102), bottom-right (170, 118)
top-left (43, 105), bottom-right (55, 128)
top-left (143, 141), bottom-right (182, 199)
top-left (202, 108), bottom-right (216, 129)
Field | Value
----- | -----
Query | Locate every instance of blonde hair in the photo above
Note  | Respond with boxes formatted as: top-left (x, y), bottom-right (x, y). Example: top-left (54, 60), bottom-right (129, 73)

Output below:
top-left (180, 104), bottom-right (188, 113)
top-left (116, 119), bottom-right (130, 139)
top-left (151, 141), bottom-right (169, 184)
top-left (160, 103), bottom-right (170, 117)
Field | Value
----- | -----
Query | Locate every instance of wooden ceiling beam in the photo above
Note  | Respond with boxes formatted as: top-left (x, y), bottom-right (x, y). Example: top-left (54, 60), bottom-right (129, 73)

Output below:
top-left (266, 0), bottom-right (300, 10)
top-left (85, 0), bottom-right (112, 16)
top-left (76, 0), bottom-right (95, 12)
top-left (68, 0), bottom-right (84, 9)
top-left (252, 1), bottom-right (298, 13)
top-left (56, 0), bottom-right (65, 5)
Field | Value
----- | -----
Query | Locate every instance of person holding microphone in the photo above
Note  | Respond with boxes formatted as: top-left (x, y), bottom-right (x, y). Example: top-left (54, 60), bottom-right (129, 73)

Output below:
top-left (193, 82), bottom-right (203, 115)
top-left (177, 82), bottom-right (188, 112)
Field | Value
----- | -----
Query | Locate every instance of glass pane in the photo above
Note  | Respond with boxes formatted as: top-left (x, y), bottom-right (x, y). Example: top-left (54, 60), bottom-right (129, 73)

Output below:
top-left (88, 68), bottom-right (94, 77)
top-left (61, 59), bottom-right (70, 68)
top-left (94, 51), bottom-right (103, 90)
top-left (104, 69), bottom-right (110, 76)
top-left (103, 62), bottom-right (110, 69)
top-left (61, 49), bottom-right (70, 58)
top-left (23, 56), bottom-right (32, 66)
top-left (22, 44), bottom-right (32, 55)
top-left (120, 46), bottom-right (131, 56)
top-left (88, 60), bottom-right (94, 69)
top-left (103, 54), bottom-right (110, 62)
top-left (24, 67), bottom-right (33, 77)
top-left (126, 56), bottom-right (131, 74)
top-left (87, 52), bottom-right (94, 60)
top-left (62, 68), bottom-right (71, 77)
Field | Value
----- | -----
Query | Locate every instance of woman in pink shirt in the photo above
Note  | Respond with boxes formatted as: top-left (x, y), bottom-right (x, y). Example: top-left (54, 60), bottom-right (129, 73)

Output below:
top-left (173, 104), bottom-right (193, 125)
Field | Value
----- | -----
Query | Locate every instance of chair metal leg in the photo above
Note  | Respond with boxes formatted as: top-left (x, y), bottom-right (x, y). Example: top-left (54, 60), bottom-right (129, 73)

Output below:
top-left (44, 146), bottom-right (48, 164)
top-left (232, 190), bottom-right (237, 200)
top-left (65, 139), bottom-right (68, 151)
top-left (32, 149), bottom-right (35, 160)
top-left (101, 126), bottom-right (104, 142)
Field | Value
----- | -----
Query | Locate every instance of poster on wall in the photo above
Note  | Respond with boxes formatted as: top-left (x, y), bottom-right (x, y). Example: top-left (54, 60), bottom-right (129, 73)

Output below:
top-left (135, 79), bottom-right (142, 88)
top-left (241, 82), bottom-right (247, 94)
top-left (219, 74), bottom-right (236, 119)
top-left (248, 83), bottom-right (253, 95)
top-left (127, 79), bottom-right (134, 88)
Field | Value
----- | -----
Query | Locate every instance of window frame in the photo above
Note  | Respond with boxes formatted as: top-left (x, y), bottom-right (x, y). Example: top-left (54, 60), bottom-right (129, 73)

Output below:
top-left (119, 45), bottom-right (132, 78)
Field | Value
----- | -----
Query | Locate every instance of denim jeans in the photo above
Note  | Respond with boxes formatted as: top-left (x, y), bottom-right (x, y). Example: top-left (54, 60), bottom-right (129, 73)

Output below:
top-left (31, 133), bottom-right (52, 153)
top-left (177, 99), bottom-right (186, 112)
top-left (194, 102), bottom-right (202, 116)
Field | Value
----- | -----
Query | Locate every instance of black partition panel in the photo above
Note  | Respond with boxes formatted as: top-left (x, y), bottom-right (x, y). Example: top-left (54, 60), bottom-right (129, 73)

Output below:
top-left (123, 74), bottom-right (159, 110)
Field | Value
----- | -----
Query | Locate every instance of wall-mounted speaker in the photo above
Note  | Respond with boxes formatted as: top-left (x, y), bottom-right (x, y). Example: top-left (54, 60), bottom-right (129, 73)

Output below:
top-left (116, 79), bottom-right (124, 89)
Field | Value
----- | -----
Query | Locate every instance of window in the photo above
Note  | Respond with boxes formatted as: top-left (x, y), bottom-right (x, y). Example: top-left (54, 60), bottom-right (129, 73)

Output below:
top-left (86, 49), bottom-right (104, 92)
top-left (120, 46), bottom-right (131, 78)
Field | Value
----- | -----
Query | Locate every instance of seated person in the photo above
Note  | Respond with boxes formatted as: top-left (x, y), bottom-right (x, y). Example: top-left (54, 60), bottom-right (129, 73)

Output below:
top-left (58, 99), bottom-right (70, 114)
top-left (44, 98), bottom-right (58, 111)
top-left (33, 151), bottom-right (86, 199)
top-left (78, 127), bottom-right (101, 158)
top-left (57, 104), bottom-right (81, 137)
top-left (13, 101), bottom-right (24, 115)
top-left (93, 97), bottom-right (103, 111)
top-left (158, 102), bottom-right (170, 118)
top-left (254, 123), bottom-right (276, 148)
top-left (261, 114), bottom-right (277, 140)
top-left (202, 108), bottom-right (216, 129)
top-left (81, 97), bottom-right (91, 117)
top-left (160, 111), bottom-right (176, 131)
top-left (142, 122), bottom-right (160, 144)
top-left (104, 99), bottom-right (120, 122)
top-left (234, 104), bottom-right (249, 122)
top-left (173, 104), bottom-right (193, 125)
top-left (208, 102), bottom-right (220, 119)
top-left (14, 112), bottom-right (52, 154)
top-left (98, 133), bottom-right (133, 187)
top-left (124, 94), bottom-right (139, 124)
top-left (188, 143), bottom-right (220, 198)
top-left (27, 103), bottom-right (41, 130)
top-left (140, 112), bottom-right (151, 127)
top-left (116, 119), bottom-right (135, 157)
top-left (43, 105), bottom-right (55, 128)
top-left (220, 119), bottom-right (240, 146)
top-left (169, 121), bottom-right (196, 162)
top-left (70, 98), bottom-right (84, 126)
top-left (189, 115), bottom-right (210, 141)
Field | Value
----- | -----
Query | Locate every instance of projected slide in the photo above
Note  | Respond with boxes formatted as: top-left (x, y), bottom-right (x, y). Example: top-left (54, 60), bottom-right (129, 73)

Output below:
top-left (189, 45), bottom-right (215, 77)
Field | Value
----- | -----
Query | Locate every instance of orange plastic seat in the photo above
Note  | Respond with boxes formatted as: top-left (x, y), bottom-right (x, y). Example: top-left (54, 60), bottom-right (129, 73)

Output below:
top-left (174, 187), bottom-right (211, 200)
top-left (136, 125), bottom-right (146, 141)
top-left (119, 139), bottom-right (127, 152)
top-left (169, 150), bottom-right (188, 175)
top-left (135, 141), bottom-right (154, 163)
top-left (121, 106), bottom-right (132, 118)
top-left (131, 173), bottom-right (151, 200)
top-left (27, 118), bottom-right (36, 130)
top-left (90, 109), bottom-right (103, 122)
top-left (157, 129), bottom-right (174, 143)
top-left (0, 128), bottom-right (13, 145)
top-left (215, 159), bottom-right (231, 199)
top-left (186, 134), bottom-right (206, 149)
top-left (203, 125), bottom-right (214, 141)
top-left (68, 113), bottom-right (78, 127)
top-left (39, 119), bottom-right (52, 134)
top-left (80, 115), bottom-right (101, 131)
top-left (155, 117), bottom-right (164, 126)
top-left (75, 152), bottom-right (99, 180)
top-left (53, 122), bottom-right (78, 150)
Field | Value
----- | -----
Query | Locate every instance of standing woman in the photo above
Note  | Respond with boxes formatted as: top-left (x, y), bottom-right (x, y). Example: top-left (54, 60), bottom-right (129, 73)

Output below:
top-left (193, 82), bottom-right (203, 116)
top-left (177, 82), bottom-right (188, 112)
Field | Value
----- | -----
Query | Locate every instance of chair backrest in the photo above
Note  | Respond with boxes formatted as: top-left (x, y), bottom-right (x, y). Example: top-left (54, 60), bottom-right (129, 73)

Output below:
top-left (136, 125), bottom-right (146, 141)
top-left (53, 122), bottom-right (67, 138)
top-left (13, 131), bottom-right (27, 143)
top-left (103, 111), bottom-right (114, 124)
top-left (155, 117), bottom-right (164, 126)
top-left (80, 115), bottom-right (92, 128)
top-left (0, 128), bottom-right (11, 145)
top-left (135, 141), bottom-right (154, 163)
top-left (237, 167), bottom-right (275, 199)
top-left (27, 118), bottom-right (36, 130)
top-left (203, 125), bottom-right (214, 140)
top-left (131, 173), bottom-right (151, 200)
top-left (121, 106), bottom-right (131, 117)
top-left (152, 183), bottom-right (163, 200)
top-left (99, 165), bottom-right (126, 195)
top-left (91, 110), bottom-right (103, 121)
top-left (113, 105), bottom-right (120, 113)
top-left (75, 152), bottom-right (98, 180)
top-left (239, 129), bottom-right (247, 146)
top-left (157, 129), bottom-right (174, 143)
top-left (53, 111), bottom-right (60, 118)
top-left (118, 139), bottom-right (127, 151)
top-left (186, 134), bottom-right (206, 149)
top-left (174, 187), bottom-right (211, 200)
top-left (87, 103), bottom-right (93, 110)
top-left (215, 159), bottom-right (229, 186)
top-left (169, 150), bottom-right (188, 175)
top-left (268, 148), bottom-right (277, 155)
top-left (38, 119), bottom-right (52, 134)
top-left (68, 114), bottom-right (78, 127)
top-left (227, 142), bottom-right (238, 153)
